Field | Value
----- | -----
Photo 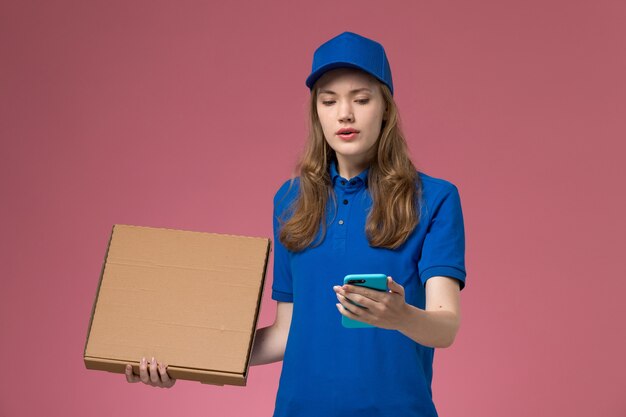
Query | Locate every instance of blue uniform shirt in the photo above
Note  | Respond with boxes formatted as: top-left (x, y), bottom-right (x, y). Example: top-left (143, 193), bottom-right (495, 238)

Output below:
top-left (271, 160), bottom-right (466, 417)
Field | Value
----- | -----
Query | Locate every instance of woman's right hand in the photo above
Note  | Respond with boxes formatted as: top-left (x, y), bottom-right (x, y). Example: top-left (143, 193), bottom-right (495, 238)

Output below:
top-left (125, 356), bottom-right (176, 388)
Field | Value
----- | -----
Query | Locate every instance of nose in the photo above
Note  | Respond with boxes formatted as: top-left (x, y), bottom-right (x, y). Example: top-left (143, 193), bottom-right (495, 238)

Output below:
top-left (338, 100), bottom-right (354, 123)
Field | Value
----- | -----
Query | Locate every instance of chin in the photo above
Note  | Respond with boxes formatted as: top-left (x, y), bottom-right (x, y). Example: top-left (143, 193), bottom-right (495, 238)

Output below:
top-left (334, 142), bottom-right (372, 153)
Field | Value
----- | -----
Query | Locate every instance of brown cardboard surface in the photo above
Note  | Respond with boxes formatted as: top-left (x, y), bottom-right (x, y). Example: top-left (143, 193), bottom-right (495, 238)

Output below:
top-left (84, 224), bottom-right (270, 386)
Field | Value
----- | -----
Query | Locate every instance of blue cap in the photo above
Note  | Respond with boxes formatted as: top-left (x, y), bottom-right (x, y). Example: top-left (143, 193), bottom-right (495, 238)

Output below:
top-left (306, 32), bottom-right (394, 95)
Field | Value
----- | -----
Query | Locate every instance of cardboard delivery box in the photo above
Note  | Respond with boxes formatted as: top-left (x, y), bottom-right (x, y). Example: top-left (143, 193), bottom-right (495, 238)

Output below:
top-left (84, 224), bottom-right (271, 386)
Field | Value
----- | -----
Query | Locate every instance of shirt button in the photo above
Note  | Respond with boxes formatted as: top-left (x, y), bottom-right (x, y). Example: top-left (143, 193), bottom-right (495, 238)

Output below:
top-left (343, 199), bottom-right (348, 205)
top-left (338, 220), bottom-right (344, 225)
top-left (340, 180), bottom-right (346, 185)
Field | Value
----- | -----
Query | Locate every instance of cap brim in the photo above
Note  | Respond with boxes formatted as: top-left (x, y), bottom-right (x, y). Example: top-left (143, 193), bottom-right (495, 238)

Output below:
top-left (305, 62), bottom-right (375, 90)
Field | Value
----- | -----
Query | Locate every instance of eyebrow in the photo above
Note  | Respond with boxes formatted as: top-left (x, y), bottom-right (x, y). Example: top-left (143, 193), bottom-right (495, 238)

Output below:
top-left (318, 87), bottom-right (372, 95)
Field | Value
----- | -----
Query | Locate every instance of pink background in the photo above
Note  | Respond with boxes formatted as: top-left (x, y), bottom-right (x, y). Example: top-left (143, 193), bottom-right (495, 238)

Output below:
top-left (1, 1), bottom-right (625, 416)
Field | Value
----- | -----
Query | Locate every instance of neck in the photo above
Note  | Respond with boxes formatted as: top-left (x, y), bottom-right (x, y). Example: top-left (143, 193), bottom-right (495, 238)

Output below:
top-left (335, 154), bottom-right (370, 180)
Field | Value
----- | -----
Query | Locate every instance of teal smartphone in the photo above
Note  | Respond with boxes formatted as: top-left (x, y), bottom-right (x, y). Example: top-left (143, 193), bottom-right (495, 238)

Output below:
top-left (341, 273), bottom-right (388, 328)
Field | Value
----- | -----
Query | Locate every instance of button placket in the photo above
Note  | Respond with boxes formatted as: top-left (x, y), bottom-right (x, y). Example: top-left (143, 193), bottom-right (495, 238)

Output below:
top-left (335, 188), bottom-right (349, 238)
top-left (337, 180), bottom-right (361, 232)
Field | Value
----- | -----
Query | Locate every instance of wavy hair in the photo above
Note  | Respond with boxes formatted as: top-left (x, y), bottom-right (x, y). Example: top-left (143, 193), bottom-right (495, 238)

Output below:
top-left (278, 79), bottom-right (423, 251)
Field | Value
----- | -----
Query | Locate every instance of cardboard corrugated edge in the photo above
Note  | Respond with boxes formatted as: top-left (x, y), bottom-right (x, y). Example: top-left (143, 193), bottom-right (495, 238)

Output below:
top-left (83, 224), bottom-right (272, 386)
top-left (85, 358), bottom-right (245, 386)
top-left (241, 235), bottom-right (271, 384)
top-left (83, 224), bottom-right (115, 370)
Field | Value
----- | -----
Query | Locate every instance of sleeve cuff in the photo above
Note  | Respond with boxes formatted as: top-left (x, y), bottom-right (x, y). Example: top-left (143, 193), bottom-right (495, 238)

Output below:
top-left (420, 266), bottom-right (466, 291)
top-left (272, 289), bottom-right (294, 302)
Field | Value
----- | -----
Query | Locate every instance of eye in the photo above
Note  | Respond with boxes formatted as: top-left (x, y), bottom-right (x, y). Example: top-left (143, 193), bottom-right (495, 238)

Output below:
top-left (356, 98), bottom-right (370, 104)
top-left (321, 100), bottom-right (335, 106)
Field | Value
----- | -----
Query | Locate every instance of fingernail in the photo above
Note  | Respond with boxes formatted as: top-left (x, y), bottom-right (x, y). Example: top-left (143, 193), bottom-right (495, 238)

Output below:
top-left (151, 356), bottom-right (155, 363)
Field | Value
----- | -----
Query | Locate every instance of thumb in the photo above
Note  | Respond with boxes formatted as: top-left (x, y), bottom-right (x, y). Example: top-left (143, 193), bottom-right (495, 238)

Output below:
top-left (387, 276), bottom-right (404, 294)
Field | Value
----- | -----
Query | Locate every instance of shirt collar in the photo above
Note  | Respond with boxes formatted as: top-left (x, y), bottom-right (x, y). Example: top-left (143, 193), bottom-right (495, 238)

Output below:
top-left (329, 159), bottom-right (369, 188)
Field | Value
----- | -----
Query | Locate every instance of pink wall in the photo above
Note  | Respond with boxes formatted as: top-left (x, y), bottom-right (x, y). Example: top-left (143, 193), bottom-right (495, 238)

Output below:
top-left (1, 1), bottom-right (625, 416)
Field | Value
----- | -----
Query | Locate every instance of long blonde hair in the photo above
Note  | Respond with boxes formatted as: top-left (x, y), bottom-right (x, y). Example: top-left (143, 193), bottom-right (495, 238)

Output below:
top-left (278, 80), bottom-right (423, 251)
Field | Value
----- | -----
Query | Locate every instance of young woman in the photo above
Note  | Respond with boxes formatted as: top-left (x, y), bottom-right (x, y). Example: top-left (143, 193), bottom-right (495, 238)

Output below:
top-left (126, 31), bottom-right (467, 417)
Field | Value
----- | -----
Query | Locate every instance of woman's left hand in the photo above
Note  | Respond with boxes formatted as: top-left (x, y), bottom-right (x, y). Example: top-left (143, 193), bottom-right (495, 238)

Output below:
top-left (333, 276), bottom-right (409, 330)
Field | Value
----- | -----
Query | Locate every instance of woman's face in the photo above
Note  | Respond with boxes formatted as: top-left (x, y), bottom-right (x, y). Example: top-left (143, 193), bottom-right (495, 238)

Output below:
top-left (315, 68), bottom-right (387, 169)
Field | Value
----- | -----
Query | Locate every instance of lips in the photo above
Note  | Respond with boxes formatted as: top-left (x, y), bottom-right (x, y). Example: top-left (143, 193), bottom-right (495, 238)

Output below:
top-left (336, 129), bottom-right (359, 141)
top-left (336, 128), bottom-right (359, 135)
